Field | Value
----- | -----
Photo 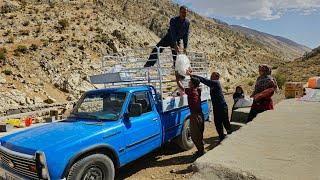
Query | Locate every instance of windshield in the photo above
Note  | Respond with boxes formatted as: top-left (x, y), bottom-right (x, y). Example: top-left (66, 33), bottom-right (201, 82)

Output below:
top-left (70, 92), bottom-right (127, 121)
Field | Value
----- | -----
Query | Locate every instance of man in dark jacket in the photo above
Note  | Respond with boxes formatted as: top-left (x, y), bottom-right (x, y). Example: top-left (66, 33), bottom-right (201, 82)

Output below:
top-left (144, 6), bottom-right (190, 67)
top-left (187, 69), bottom-right (232, 142)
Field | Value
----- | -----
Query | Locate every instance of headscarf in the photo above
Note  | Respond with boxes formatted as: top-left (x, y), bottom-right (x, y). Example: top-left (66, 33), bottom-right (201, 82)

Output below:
top-left (252, 64), bottom-right (278, 96)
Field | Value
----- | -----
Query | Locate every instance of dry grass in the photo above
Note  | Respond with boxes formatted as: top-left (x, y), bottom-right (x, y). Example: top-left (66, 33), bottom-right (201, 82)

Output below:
top-left (277, 53), bottom-right (320, 82)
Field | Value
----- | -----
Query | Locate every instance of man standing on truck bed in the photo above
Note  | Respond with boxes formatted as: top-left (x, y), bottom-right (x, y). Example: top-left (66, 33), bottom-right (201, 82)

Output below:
top-left (144, 5), bottom-right (190, 68)
top-left (187, 69), bottom-right (233, 142)
top-left (177, 76), bottom-right (205, 156)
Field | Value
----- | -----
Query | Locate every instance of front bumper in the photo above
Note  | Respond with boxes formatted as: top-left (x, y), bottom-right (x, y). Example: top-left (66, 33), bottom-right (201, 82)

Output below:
top-left (0, 165), bottom-right (28, 180)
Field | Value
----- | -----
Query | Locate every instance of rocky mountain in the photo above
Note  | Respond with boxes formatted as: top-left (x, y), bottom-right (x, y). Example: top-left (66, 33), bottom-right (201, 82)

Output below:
top-left (231, 25), bottom-right (311, 60)
top-left (0, 0), bottom-right (302, 115)
top-left (277, 45), bottom-right (320, 82)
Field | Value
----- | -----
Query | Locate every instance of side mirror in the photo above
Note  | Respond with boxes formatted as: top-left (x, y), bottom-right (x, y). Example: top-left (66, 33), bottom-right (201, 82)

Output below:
top-left (129, 103), bottom-right (142, 117)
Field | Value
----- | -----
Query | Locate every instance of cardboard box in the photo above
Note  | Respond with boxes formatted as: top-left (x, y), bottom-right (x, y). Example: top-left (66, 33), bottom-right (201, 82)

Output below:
top-left (285, 82), bottom-right (304, 98)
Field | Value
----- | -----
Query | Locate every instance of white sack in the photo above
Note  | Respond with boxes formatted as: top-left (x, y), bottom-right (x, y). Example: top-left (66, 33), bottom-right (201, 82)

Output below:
top-left (175, 54), bottom-right (191, 77)
top-left (234, 97), bottom-right (253, 108)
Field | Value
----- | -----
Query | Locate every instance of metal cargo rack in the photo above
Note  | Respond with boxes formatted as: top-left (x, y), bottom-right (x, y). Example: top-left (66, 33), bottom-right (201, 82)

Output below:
top-left (90, 47), bottom-right (211, 112)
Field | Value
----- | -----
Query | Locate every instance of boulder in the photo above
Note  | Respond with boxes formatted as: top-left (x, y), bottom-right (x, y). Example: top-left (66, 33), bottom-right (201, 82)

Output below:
top-left (33, 96), bottom-right (43, 104)
top-left (44, 96), bottom-right (56, 104)
top-left (26, 97), bottom-right (33, 105)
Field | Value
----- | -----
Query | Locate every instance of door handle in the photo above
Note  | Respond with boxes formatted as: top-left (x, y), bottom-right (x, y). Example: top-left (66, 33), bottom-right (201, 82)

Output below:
top-left (152, 118), bottom-right (158, 121)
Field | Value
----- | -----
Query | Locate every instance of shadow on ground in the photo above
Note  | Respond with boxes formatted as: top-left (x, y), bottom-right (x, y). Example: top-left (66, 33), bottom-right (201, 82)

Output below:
top-left (116, 120), bottom-right (245, 179)
top-left (116, 136), bottom-right (222, 179)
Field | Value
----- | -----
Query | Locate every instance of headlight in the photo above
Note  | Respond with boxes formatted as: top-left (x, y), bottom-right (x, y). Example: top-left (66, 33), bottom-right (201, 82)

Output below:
top-left (37, 152), bottom-right (50, 179)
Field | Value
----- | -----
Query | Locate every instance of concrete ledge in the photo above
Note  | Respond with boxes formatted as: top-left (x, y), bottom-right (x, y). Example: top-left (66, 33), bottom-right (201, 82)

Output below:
top-left (231, 107), bottom-right (251, 124)
top-left (192, 99), bottom-right (320, 180)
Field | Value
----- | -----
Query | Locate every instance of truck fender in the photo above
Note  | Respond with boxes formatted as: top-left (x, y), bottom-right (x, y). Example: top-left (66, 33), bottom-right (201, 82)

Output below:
top-left (61, 144), bottom-right (120, 178)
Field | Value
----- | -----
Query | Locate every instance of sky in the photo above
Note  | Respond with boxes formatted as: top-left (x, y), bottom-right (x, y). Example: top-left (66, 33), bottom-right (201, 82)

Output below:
top-left (174, 0), bottom-right (320, 48)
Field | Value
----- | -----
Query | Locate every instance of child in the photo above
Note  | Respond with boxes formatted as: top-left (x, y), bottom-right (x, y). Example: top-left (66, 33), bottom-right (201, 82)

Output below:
top-left (231, 86), bottom-right (245, 122)
top-left (233, 86), bottom-right (245, 104)
top-left (177, 76), bottom-right (205, 156)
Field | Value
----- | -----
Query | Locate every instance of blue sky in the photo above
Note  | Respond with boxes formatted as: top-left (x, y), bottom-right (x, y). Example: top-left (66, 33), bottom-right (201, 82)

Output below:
top-left (174, 0), bottom-right (320, 48)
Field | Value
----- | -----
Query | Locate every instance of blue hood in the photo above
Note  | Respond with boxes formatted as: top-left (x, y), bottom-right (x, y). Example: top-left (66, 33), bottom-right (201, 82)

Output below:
top-left (1, 119), bottom-right (120, 155)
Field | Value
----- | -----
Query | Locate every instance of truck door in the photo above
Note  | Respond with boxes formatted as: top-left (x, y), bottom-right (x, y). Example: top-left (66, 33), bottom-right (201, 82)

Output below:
top-left (123, 91), bottom-right (161, 162)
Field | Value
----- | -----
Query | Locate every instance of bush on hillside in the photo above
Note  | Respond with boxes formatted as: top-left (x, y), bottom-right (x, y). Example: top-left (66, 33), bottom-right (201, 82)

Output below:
top-left (274, 73), bottom-right (286, 89)
top-left (0, 48), bottom-right (7, 63)
top-left (2, 69), bottom-right (12, 75)
top-left (56, 19), bottom-right (69, 32)
top-left (14, 45), bottom-right (28, 56)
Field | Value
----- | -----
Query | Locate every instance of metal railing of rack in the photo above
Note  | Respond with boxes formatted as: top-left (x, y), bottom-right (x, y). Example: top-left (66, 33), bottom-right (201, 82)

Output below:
top-left (90, 46), bottom-right (210, 111)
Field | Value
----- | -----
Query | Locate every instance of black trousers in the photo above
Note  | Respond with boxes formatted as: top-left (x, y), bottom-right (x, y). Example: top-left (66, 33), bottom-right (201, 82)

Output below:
top-left (246, 109), bottom-right (266, 123)
top-left (144, 33), bottom-right (177, 67)
top-left (190, 113), bottom-right (205, 153)
top-left (213, 105), bottom-right (232, 141)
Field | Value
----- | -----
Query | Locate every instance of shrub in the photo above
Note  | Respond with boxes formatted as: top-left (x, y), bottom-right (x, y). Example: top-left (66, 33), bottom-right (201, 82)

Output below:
top-left (0, 51), bottom-right (6, 61)
top-left (29, 44), bottom-right (38, 51)
top-left (41, 39), bottom-right (49, 47)
top-left (2, 69), bottom-right (12, 75)
top-left (57, 19), bottom-right (69, 30)
top-left (225, 86), bottom-right (230, 92)
top-left (3, 30), bottom-right (11, 36)
top-left (248, 80), bottom-right (255, 86)
top-left (95, 34), bottom-right (109, 43)
top-left (19, 29), bottom-right (30, 36)
top-left (0, 48), bottom-right (7, 54)
top-left (274, 73), bottom-right (286, 89)
top-left (14, 45), bottom-right (28, 56)
top-left (95, 27), bottom-right (103, 34)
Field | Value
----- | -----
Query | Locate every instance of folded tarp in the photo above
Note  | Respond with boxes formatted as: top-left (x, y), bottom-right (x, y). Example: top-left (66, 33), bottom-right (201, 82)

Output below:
top-left (308, 77), bottom-right (320, 89)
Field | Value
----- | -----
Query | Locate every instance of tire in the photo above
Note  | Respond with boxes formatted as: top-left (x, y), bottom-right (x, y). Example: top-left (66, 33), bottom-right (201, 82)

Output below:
top-left (67, 154), bottom-right (115, 180)
top-left (175, 118), bottom-right (194, 150)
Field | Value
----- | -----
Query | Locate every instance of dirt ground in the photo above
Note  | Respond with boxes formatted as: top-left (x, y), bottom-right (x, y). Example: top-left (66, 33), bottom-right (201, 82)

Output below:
top-left (116, 120), bottom-right (220, 180)
top-left (115, 93), bottom-right (284, 180)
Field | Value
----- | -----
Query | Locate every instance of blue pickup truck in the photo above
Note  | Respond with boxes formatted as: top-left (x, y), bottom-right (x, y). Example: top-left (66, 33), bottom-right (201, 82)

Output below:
top-left (0, 85), bottom-right (210, 180)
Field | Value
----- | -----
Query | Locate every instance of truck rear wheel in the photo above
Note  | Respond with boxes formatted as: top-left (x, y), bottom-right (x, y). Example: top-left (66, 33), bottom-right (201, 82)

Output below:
top-left (176, 118), bottom-right (194, 150)
top-left (67, 154), bottom-right (115, 180)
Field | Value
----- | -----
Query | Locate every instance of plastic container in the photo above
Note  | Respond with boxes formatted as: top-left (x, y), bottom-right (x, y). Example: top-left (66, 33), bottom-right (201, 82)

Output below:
top-left (24, 117), bottom-right (33, 127)
top-left (5, 119), bottom-right (21, 127)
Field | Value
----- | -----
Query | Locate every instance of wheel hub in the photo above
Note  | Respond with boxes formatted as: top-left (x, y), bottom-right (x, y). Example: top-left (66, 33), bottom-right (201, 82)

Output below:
top-left (83, 166), bottom-right (103, 180)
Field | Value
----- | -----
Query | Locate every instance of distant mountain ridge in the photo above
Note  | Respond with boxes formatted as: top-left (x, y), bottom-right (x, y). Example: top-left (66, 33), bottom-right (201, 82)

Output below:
top-left (231, 25), bottom-right (311, 60)
top-left (278, 45), bottom-right (320, 82)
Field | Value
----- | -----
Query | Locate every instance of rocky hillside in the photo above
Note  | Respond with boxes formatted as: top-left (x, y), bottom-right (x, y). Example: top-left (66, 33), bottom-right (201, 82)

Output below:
top-left (231, 25), bottom-right (311, 60)
top-left (0, 0), bottom-right (298, 115)
top-left (277, 46), bottom-right (320, 82)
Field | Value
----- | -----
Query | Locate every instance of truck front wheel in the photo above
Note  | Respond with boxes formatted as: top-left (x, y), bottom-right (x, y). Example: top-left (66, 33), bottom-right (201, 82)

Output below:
top-left (176, 118), bottom-right (194, 150)
top-left (67, 154), bottom-right (115, 180)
